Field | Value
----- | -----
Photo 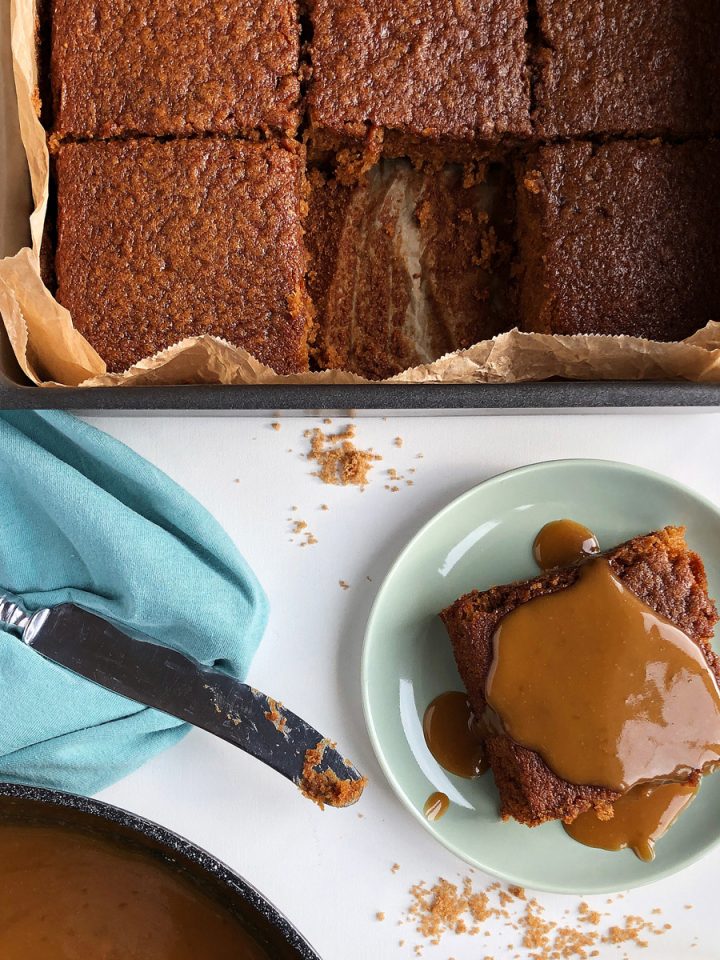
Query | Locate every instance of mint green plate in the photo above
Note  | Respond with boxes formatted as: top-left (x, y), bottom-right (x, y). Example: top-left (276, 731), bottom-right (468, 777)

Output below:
top-left (362, 460), bottom-right (720, 894)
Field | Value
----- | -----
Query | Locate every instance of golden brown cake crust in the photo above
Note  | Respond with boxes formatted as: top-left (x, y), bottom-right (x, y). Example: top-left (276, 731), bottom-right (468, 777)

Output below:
top-left (307, 0), bottom-right (531, 160)
top-left (516, 140), bottom-right (720, 342)
top-left (533, 0), bottom-right (720, 138)
top-left (55, 139), bottom-right (311, 375)
top-left (440, 527), bottom-right (720, 827)
top-left (51, 0), bottom-right (301, 139)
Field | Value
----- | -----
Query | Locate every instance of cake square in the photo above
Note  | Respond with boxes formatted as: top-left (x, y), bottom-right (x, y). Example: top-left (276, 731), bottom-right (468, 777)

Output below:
top-left (55, 139), bottom-right (311, 374)
top-left (440, 527), bottom-right (720, 826)
top-left (51, 0), bottom-right (301, 139)
top-left (306, 0), bottom-right (531, 168)
top-left (533, 0), bottom-right (720, 138)
top-left (306, 162), bottom-right (515, 379)
top-left (515, 140), bottom-right (720, 342)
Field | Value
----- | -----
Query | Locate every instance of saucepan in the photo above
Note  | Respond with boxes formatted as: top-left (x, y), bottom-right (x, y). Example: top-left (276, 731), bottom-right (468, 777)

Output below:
top-left (0, 782), bottom-right (321, 959)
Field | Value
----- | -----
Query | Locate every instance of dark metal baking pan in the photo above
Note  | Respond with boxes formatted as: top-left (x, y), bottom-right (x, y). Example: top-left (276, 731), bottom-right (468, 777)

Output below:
top-left (0, 781), bottom-right (321, 959)
top-left (1, 365), bottom-right (720, 413)
top-left (2, 0), bottom-right (718, 415)
top-left (2, 323), bottom-right (718, 411)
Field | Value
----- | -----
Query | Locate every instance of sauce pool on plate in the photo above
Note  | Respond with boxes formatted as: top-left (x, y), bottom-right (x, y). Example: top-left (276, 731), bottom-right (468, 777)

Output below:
top-left (423, 691), bottom-right (489, 779)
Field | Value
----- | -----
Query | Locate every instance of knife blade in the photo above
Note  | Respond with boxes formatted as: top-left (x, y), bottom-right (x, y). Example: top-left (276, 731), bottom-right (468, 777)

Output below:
top-left (0, 595), bottom-right (366, 809)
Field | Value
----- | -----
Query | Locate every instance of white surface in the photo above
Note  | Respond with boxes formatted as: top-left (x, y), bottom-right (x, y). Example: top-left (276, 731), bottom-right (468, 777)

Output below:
top-left (85, 412), bottom-right (720, 960)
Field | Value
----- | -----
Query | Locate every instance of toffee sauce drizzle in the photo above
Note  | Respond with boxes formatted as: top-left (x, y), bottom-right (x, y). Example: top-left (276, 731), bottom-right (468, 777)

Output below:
top-left (493, 519), bottom-right (720, 860)
top-left (421, 691), bottom-right (489, 822)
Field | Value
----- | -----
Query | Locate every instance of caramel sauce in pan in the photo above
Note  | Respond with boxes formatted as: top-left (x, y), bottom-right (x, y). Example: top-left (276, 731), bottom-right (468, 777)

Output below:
top-left (533, 519), bottom-right (600, 570)
top-left (487, 557), bottom-right (720, 792)
top-left (0, 823), bottom-right (269, 960)
top-left (423, 691), bottom-right (489, 779)
top-left (564, 779), bottom-right (699, 861)
top-left (423, 792), bottom-right (450, 822)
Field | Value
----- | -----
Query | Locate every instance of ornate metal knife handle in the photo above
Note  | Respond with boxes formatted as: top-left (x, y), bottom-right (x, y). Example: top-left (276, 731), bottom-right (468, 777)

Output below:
top-left (0, 594), bottom-right (31, 635)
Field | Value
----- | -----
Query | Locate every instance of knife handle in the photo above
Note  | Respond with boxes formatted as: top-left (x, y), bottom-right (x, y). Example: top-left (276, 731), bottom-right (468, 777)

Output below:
top-left (0, 594), bottom-right (31, 635)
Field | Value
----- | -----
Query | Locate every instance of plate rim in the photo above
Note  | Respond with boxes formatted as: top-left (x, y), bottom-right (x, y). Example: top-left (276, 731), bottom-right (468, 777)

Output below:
top-left (361, 457), bottom-right (720, 894)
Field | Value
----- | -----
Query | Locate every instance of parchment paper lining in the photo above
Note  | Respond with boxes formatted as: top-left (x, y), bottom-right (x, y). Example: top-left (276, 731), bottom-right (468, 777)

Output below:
top-left (3, 0), bottom-right (720, 388)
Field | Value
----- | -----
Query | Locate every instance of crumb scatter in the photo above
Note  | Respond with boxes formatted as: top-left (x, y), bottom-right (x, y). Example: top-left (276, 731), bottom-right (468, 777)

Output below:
top-left (306, 425), bottom-right (382, 487)
top-left (397, 877), bottom-right (674, 957)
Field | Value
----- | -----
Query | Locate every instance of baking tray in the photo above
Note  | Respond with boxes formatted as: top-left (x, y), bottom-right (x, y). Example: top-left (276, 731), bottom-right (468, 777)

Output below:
top-left (2, 4), bottom-right (719, 415)
top-left (2, 358), bottom-right (720, 414)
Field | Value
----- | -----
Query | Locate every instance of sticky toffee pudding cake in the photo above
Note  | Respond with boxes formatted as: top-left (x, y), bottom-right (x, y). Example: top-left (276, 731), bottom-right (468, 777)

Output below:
top-left (55, 138), bottom-right (312, 374)
top-left (306, 0), bottom-right (531, 170)
top-left (45, 0), bottom-right (720, 377)
top-left (51, 0), bottom-right (301, 139)
top-left (441, 526), bottom-right (720, 859)
top-left (515, 141), bottom-right (720, 342)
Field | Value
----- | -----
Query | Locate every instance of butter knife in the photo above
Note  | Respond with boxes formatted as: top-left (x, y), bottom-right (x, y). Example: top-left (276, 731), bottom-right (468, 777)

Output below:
top-left (0, 595), bottom-right (366, 808)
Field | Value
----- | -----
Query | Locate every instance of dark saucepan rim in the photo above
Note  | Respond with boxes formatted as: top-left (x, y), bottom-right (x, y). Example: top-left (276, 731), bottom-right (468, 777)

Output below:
top-left (0, 781), bottom-right (321, 960)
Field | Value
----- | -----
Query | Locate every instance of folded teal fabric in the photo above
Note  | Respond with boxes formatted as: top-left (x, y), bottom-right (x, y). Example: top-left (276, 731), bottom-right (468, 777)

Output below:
top-left (0, 411), bottom-right (268, 795)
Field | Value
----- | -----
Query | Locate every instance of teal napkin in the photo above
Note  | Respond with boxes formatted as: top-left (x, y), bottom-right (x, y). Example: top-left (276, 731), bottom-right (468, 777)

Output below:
top-left (0, 411), bottom-right (268, 795)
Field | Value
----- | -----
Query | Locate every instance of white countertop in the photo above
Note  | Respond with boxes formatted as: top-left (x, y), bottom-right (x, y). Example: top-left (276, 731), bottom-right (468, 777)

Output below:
top-left (87, 412), bottom-right (720, 960)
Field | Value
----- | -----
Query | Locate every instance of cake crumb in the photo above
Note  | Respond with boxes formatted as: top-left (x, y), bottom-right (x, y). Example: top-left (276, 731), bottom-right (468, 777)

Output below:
top-left (271, 422), bottom-right (281, 431)
top-left (323, 418), bottom-right (332, 424)
top-left (321, 503), bottom-right (329, 511)
top-left (307, 425), bottom-right (382, 487)
top-left (264, 697), bottom-right (288, 734)
top-left (291, 517), bottom-right (318, 547)
top-left (299, 740), bottom-right (367, 809)
top-left (339, 580), bottom-right (350, 590)
top-left (578, 902), bottom-right (602, 925)
top-left (394, 436), bottom-right (404, 447)
top-left (391, 863), bottom-right (401, 874)
top-left (376, 912), bottom-right (385, 922)
top-left (524, 170), bottom-right (542, 194)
